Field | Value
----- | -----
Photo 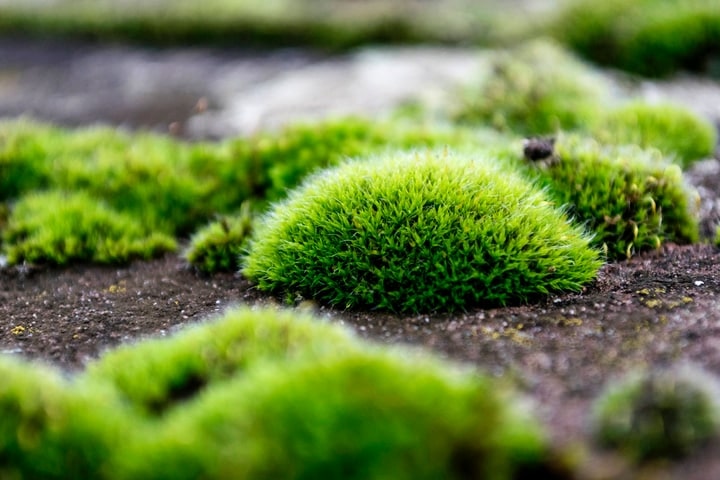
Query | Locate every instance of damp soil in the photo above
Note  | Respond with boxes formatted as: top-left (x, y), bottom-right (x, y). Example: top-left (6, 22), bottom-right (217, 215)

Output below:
top-left (2, 243), bottom-right (720, 479)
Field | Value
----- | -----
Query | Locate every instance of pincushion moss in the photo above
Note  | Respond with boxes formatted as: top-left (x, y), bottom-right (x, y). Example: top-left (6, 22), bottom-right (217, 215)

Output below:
top-left (243, 150), bottom-right (601, 312)
top-left (453, 39), bottom-right (609, 135)
top-left (2, 190), bottom-right (176, 266)
top-left (592, 101), bottom-right (717, 166)
top-left (183, 202), bottom-right (256, 273)
top-left (84, 306), bottom-right (357, 416)
top-left (592, 364), bottom-right (720, 461)
top-left (110, 311), bottom-right (548, 480)
top-left (0, 306), bottom-right (556, 479)
top-left (521, 136), bottom-right (700, 260)
top-left (0, 357), bottom-right (133, 480)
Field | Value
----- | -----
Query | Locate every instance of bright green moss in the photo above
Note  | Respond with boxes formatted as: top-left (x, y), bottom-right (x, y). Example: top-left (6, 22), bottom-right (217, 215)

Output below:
top-left (244, 150), bottom-right (601, 312)
top-left (2, 190), bottom-right (176, 266)
top-left (227, 117), bottom-right (486, 203)
top-left (0, 119), bottom-right (60, 201)
top-left (521, 136), bottom-right (699, 260)
top-left (592, 101), bottom-right (717, 166)
top-left (0, 0), bottom-right (512, 50)
top-left (183, 203), bottom-right (256, 274)
top-left (0, 119), bottom-right (224, 235)
top-left (0, 357), bottom-right (133, 480)
top-left (453, 39), bottom-right (609, 135)
top-left (592, 364), bottom-right (720, 461)
top-left (554, 0), bottom-right (720, 77)
top-left (84, 306), bottom-right (357, 416)
top-left (113, 339), bottom-right (548, 480)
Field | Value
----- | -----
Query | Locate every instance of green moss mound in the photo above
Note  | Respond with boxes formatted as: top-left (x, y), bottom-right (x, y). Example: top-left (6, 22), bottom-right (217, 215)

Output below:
top-left (2, 190), bottom-right (176, 266)
top-left (84, 307), bottom-right (356, 416)
top-left (244, 150), bottom-right (602, 312)
top-left (592, 364), bottom-right (720, 461)
top-left (592, 101), bottom-right (717, 166)
top-left (0, 306), bottom-right (557, 479)
top-left (522, 136), bottom-right (700, 260)
top-left (0, 357), bottom-right (133, 480)
top-left (183, 202), bottom-right (256, 273)
top-left (554, 0), bottom-right (720, 77)
top-left (113, 337), bottom-right (548, 480)
top-left (227, 117), bottom-right (487, 204)
top-left (453, 39), bottom-right (609, 135)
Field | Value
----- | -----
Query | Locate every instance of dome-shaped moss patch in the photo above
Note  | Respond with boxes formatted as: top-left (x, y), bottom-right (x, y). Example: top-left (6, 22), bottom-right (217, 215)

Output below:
top-left (243, 151), bottom-right (602, 312)
top-left (592, 364), bottom-right (720, 461)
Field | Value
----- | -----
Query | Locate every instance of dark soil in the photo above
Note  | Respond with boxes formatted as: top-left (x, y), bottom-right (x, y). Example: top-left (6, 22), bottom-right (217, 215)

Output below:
top-left (2, 242), bottom-right (720, 479)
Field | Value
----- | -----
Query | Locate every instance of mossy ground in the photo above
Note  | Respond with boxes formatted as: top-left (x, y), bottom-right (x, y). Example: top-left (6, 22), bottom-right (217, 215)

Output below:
top-left (244, 150), bottom-right (601, 312)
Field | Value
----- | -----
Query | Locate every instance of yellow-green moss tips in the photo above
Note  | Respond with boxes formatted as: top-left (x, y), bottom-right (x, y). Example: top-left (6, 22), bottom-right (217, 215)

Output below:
top-left (593, 101), bottom-right (717, 166)
top-left (2, 190), bottom-right (176, 266)
top-left (453, 40), bottom-right (609, 135)
top-left (592, 364), bottom-right (720, 461)
top-left (243, 150), bottom-right (602, 312)
top-left (183, 203), bottom-right (256, 274)
top-left (522, 136), bottom-right (700, 260)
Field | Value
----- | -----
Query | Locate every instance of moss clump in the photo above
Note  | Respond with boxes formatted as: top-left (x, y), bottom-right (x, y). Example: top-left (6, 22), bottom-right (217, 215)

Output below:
top-left (2, 190), bottom-right (176, 266)
top-left (0, 357), bottom-right (132, 480)
top-left (113, 330), bottom-right (547, 480)
top-left (592, 101), bottom-right (718, 167)
top-left (83, 306), bottom-right (356, 416)
top-left (453, 39), bottom-right (609, 135)
top-left (592, 364), bottom-right (720, 461)
top-left (244, 150), bottom-right (601, 312)
top-left (554, 0), bottom-right (720, 77)
top-left (0, 307), bottom-right (558, 479)
top-left (227, 117), bottom-right (485, 204)
top-left (183, 203), bottom-right (256, 273)
top-left (521, 136), bottom-right (699, 260)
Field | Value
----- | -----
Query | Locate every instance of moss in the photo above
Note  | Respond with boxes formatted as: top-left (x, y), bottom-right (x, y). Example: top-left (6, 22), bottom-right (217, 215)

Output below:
top-left (183, 202), bottom-right (256, 274)
top-left (554, 0), bottom-right (720, 77)
top-left (0, 0), bottom-right (516, 50)
top-left (519, 135), bottom-right (699, 260)
top-left (2, 190), bottom-right (176, 266)
top-left (243, 150), bottom-right (601, 312)
top-left (0, 119), bottom-right (224, 235)
top-left (0, 119), bottom-right (59, 202)
top-left (113, 337), bottom-right (548, 480)
top-left (227, 117), bottom-right (486, 204)
top-left (83, 306), bottom-right (356, 416)
top-left (592, 364), bottom-right (720, 461)
top-left (592, 101), bottom-right (718, 166)
top-left (0, 357), bottom-right (132, 480)
top-left (452, 39), bottom-right (609, 135)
